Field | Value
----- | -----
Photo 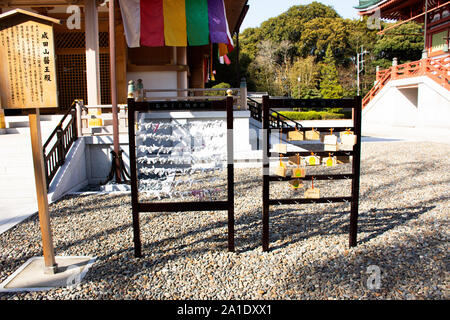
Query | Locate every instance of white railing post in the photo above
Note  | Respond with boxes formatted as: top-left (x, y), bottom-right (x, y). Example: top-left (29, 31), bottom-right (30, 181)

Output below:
top-left (240, 78), bottom-right (247, 110)
top-left (75, 100), bottom-right (83, 138)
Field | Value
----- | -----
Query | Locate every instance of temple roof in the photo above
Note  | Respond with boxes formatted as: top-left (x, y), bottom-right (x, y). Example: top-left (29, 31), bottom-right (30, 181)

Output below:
top-left (355, 0), bottom-right (443, 21)
top-left (354, 0), bottom-right (385, 10)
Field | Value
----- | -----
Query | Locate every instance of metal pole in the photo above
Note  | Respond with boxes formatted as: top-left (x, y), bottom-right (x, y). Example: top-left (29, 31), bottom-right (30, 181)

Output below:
top-left (356, 52), bottom-right (360, 96)
top-left (423, 0), bottom-right (429, 58)
top-left (109, 0), bottom-right (121, 183)
top-left (262, 95), bottom-right (270, 252)
top-left (236, 31), bottom-right (240, 87)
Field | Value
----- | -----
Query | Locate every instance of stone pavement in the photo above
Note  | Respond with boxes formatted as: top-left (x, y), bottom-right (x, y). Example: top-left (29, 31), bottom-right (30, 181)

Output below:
top-left (0, 118), bottom-right (59, 235)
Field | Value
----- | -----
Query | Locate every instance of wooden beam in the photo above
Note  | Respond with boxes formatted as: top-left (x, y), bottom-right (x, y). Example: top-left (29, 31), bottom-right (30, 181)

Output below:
top-left (377, 2), bottom-right (449, 35)
top-left (115, 1), bottom-right (127, 104)
top-left (84, 0), bottom-right (101, 105)
top-left (109, 0), bottom-right (121, 182)
top-left (29, 109), bottom-right (58, 274)
top-left (177, 47), bottom-right (188, 97)
top-left (127, 64), bottom-right (189, 72)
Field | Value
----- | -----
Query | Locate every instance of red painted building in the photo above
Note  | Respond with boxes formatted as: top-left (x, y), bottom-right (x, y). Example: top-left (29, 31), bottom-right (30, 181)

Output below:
top-left (355, 0), bottom-right (450, 128)
top-left (357, 0), bottom-right (449, 58)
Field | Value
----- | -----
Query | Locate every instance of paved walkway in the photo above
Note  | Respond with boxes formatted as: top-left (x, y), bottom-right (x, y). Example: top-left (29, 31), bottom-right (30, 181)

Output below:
top-left (362, 123), bottom-right (450, 145)
top-left (0, 131), bottom-right (38, 234)
top-left (0, 120), bottom-right (57, 235)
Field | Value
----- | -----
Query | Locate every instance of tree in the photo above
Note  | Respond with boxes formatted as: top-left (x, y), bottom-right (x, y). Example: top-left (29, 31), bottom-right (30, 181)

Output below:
top-left (299, 17), bottom-right (349, 63)
top-left (235, 2), bottom-right (420, 99)
top-left (319, 45), bottom-right (344, 101)
top-left (289, 56), bottom-right (321, 99)
top-left (373, 22), bottom-right (424, 69)
top-left (246, 39), bottom-right (294, 96)
top-left (239, 2), bottom-right (340, 60)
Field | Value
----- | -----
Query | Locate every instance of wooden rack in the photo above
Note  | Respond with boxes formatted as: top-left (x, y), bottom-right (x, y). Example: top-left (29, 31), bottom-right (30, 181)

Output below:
top-left (262, 96), bottom-right (362, 251)
top-left (127, 97), bottom-right (235, 258)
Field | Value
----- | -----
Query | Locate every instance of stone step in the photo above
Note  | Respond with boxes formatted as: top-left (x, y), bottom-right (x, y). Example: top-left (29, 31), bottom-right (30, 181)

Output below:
top-left (5, 115), bottom-right (63, 128)
top-left (82, 125), bottom-right (128, 136)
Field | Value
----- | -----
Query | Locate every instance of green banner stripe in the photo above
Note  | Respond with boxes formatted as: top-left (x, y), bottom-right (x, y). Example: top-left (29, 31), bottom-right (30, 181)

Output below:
top-left (186, 0), bottom-right (210, 46)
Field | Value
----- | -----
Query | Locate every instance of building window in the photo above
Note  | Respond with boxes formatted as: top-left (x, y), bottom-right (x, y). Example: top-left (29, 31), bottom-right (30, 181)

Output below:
top-left (431, 30), bottom-right (449, 53)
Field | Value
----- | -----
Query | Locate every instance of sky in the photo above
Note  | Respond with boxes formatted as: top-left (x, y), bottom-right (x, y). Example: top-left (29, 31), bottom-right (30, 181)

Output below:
top-left (240, 0), bottom-right (361, 31)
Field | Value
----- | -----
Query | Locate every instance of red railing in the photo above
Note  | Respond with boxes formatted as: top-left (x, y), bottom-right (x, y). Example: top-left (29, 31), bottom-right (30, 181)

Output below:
top-left (363, 56), bottom-right (450, 108)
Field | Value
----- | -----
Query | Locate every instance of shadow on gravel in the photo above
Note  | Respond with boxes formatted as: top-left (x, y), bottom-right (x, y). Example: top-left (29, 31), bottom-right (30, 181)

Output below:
top-left (281, 228), bottom-right (448, 299)
top-left (253, 203), bottom-right (434, 252)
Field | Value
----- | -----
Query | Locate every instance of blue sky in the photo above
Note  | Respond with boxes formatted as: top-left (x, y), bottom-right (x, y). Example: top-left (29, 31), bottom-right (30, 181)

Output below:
top-left (240, 0), bottom-right (360, 31)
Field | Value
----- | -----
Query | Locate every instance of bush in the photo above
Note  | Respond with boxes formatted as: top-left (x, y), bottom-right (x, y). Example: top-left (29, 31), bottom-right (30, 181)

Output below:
top-left (319, 112), bottom-right (346, 120)
top-left (272, 111), bottom-right (347, 121)
top-left (205, 82), bottom-right (232, 96)
top-left (272, 111), bottom-right (322, 120)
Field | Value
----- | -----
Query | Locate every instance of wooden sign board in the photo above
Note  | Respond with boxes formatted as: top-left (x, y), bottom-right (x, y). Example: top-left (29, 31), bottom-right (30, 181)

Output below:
top-left (289, 179), bottom-right (304, 190)
top-left (341, 134), bottom-right (357, 146)
top-left (305, 187), bottom-right (320, 199)
top-left (305, 130), bottom-right (320, 141)
top-left (292, 167), bottom-right (306, 178)
top-left (306, 155), bottom-right (320, 166)
top-left (275, 162), bottom-right (287, 177)
top-left (273, 143), bottom-right (287, 154)
top-left (324, 144), bottom-right (338, 152)
top-left (0, 10), bottom-right (60, 109)
top-left (288, 130), bottom-right (304, 141)
top-left (322, 156), bottom-right (337, 167)
top-left (323, 134), bottom-right (338, 145)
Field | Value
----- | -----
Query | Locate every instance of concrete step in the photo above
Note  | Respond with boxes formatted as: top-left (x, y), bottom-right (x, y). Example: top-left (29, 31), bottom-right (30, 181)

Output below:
top-left (0, 170), bottom-right (35, 179)
top-left (82, 125), bottom-right (128, 136)
top-left (5, 115), bottom-right (63, 128)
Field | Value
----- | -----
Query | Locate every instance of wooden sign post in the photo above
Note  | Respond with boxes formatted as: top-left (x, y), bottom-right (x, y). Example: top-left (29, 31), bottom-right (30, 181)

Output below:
top-left (0, 9), bottom-right (60, 274)
top-left (29, 109), bottom-right (57, 274)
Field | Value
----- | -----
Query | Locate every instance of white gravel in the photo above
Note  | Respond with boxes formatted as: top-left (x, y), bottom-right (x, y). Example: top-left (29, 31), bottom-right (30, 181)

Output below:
top-left (0, 141), bottom-right (448, 300)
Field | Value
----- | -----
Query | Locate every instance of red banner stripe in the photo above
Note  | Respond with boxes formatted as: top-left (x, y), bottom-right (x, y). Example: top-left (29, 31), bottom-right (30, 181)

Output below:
top-left (140, 0), bottom-right (165, 47)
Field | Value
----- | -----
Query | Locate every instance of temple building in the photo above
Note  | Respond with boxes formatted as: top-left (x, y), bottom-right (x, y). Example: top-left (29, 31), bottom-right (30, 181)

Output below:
top-left (356, 0), bottom-right (449, 128)
top-left (0, 0), bottom-right (249, 111)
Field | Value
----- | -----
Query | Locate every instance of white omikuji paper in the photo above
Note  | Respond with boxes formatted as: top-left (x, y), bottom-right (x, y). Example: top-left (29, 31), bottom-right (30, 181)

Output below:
top-left (136, 119), bottom-right (228, 199)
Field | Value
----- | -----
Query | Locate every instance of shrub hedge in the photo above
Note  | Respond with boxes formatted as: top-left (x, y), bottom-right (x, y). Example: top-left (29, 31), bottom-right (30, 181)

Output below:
top-left (272, 111), bottom-right (348, 121)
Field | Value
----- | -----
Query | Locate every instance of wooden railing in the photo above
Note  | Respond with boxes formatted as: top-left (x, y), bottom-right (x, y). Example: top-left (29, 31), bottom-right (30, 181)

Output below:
top-left (43, 104), bottom-right (78, 189)
top-left (363, 56), bottom-right (450, 108)
top-left (142, 87), bottom-right (247, 109)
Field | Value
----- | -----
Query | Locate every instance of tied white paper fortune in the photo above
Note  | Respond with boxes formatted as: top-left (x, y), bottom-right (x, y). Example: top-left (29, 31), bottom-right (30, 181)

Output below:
top-left (142, 188), bottom-right (223, 201)
top-left (136, 119), bottom-right (228, 199)
top-left (139, 165), bottom-right (225, 177)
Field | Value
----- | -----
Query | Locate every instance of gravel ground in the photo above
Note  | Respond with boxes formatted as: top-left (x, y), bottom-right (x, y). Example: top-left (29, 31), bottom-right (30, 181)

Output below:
top-left (0, 141), bottom-right (448, 300)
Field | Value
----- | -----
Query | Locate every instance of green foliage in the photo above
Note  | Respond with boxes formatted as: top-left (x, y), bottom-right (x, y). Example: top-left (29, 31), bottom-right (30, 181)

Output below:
top-left (373, 22), bottom-right (424, 67)
top-left (234, 2), bottom-right (424, 100)
top-left (320, 112), bottom-right (347, 120)
top-left (289, 56), bottom-right (322, 99)
top-left (272, 111), bottom-right (347, 121)
top-left (319, 45), bottom-right (344, 101)
top-left (239, 1), bottom-right (340, 61)
top-left (205, 82), bottom-right (231, 96)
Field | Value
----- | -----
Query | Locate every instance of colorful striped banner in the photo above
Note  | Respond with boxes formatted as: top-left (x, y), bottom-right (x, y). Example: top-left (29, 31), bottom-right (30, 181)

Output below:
top-left (163, 0), bottom-right (187, 47)
top-left (140, 0), bottom-right (164, 47)
top-left (186, 0), bottom-right (210, 46)
top-left (207, 0), bottom-right (229, 44)
top-left (120, 0), bottom-right (234, 51)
